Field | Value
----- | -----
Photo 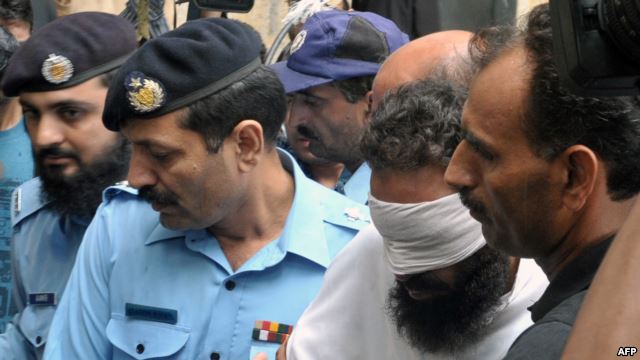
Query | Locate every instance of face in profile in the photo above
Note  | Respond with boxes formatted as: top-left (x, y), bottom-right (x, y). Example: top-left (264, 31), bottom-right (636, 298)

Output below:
top-left (288, 83), bottom-right (368, 166)
top-left (123, 109), bottom-right (243, 231)
top-left (445, 47), bottom-right (562, 259)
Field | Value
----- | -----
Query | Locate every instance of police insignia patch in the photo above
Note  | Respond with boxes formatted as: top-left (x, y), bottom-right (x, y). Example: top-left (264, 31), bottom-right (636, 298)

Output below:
top-left (290, 30), bottom-right (307, 54)
top-left (344, 207), bottom-right (370, 222)
top-left (125, 71), bottom-right (165, 113)
top-left (41, 54), bottom-right (74, 84)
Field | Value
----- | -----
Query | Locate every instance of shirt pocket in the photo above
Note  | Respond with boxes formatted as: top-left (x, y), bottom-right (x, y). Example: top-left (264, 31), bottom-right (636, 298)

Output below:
top-left (249, 342), bottom-right (280, 360)
top-left (19, 303), bottom-right (56, 348)
top-left (106, 314), bottom-right (190, 359)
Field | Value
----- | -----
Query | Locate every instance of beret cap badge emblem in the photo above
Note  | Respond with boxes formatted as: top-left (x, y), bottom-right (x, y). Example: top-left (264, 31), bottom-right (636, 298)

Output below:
top-left (41, 54), bottom-right (74, 84)
top-left (125, 72), bottom-right (165, 113)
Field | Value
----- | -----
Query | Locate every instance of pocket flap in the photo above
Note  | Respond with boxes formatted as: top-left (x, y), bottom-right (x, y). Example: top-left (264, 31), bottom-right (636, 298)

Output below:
top-left (106, 315), bottom-right (190, 359)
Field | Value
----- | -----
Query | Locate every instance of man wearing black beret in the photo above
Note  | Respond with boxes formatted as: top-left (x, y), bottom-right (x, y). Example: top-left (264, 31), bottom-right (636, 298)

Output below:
top-left (44, 17), bottom-right (369, 360)
top-left (0, 12), bottom-right (137, 359)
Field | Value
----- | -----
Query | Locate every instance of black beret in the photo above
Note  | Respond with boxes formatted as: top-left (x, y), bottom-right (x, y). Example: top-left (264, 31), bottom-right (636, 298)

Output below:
top-left (102, 18), bottom-right (262, 131)
top-left (1, 12), bottom-right (137, 97)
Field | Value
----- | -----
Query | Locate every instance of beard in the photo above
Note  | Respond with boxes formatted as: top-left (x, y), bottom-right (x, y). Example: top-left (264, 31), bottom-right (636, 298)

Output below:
top-left (39, 137), bottom-right (131, 219)
top-left (387, 246), bottom-right (511, 355)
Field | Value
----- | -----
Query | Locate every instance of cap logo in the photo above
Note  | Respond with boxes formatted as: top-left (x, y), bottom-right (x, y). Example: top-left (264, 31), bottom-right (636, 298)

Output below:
top-left (125, 72), bottom-right (166, 113)
top-left (41, 54), bottom-right (74, 84)
top-left (290, 30), bottom-right (307, 55)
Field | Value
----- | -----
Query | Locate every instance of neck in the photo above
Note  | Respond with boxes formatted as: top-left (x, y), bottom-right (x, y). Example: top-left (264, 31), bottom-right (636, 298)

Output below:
top-left (0, 99), bottom-right (23, 131)
top-left (344, 159), bottom-right (363, 174)
top-left (309, 161), bottom-right (344, 189)
top-left (537, 191), bottom-right (636, 280)
top-left (208, 150), bottom-right (295, 271)
top-left (505, 257), bottom-right (520, 295)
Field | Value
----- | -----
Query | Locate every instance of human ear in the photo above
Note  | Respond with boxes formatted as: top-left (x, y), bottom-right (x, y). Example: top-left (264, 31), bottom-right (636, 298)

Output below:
top-left (230, 120), bottom-right (264, 172)
top-left (560, 145), bottom-right (599, 211)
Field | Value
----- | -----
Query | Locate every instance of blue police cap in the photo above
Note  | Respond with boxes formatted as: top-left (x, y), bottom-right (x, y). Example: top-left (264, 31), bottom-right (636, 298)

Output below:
top-left (1, 12), bottom-right (137, 97)
top-left (102, 18), bottom-right (262, 131)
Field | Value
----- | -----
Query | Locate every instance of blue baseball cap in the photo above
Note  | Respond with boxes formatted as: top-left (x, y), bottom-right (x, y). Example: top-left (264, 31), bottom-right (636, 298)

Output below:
top-left (270, 10), bottom-right (409, 94)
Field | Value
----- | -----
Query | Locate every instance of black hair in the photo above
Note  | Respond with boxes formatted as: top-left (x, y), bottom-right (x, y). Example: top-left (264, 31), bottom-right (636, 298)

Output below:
top-left (180, 65), bottom-right (287, 153)
top-left (0, 0), bottom-right (32, 25)
top-left (469, 4), bottom-right (640, 200)
top-left (332, 75), bottom-right (375, 103)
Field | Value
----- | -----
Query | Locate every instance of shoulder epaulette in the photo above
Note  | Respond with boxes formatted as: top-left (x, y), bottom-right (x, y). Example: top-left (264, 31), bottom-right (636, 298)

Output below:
top-left (11, 177), bottom-right (49, 227)
top-left (102, 181), bottom-right (138, 203)
top-left (319, 185), bottom-right (371, 232)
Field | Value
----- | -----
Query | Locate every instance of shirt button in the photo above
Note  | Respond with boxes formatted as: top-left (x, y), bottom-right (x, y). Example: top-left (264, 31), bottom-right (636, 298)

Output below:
top-left (210, 352), bottom-right (220, 360)
top-left (225, 280), bottom-right (236, 291)
top-left (136, 343), bottom-right (145, 354)
top-left (35, 336), bottom-right (42, 344)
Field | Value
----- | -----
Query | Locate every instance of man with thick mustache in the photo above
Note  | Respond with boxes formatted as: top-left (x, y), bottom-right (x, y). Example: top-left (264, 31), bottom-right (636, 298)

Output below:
top-left (445, 4), bottom-right (640, 358)
top-left (44, 18), bottom-right (369, 360)
top-left (0, 12), bottom-right (137, 359)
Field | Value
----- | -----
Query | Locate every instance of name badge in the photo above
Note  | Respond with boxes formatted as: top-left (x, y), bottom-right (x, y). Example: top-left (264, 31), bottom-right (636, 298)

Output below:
top-left (28, 292), bottom-right (56, 306)
top-left (125, 303), bottom-right (178, 325)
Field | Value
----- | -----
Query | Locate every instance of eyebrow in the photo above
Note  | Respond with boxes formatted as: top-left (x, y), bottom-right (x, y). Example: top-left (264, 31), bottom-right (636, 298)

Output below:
top-left (19, 99), bottom-right (99, 112)
top-left (296, 89), bottom-right (325, 101)
top-left (461, 127), bottom-right (494, 155)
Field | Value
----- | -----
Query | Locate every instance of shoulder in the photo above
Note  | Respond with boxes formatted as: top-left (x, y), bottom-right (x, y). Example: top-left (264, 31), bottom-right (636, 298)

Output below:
top-left (101, 181), bottom-right (139, 204)
top-left (11, 177), bottom-right (49, 227)
top-left (313, 179), bottom-right (371, 232)
top-left (504, 291), bottom-right (587, 360)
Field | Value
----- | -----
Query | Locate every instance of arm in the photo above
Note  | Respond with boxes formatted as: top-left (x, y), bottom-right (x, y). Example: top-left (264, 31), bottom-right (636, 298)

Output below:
top-left (0, 225), bottom-right (38, 360)
top-left (43, 204), bottom-right (114, 359)
top-left (561, 199), bottom-right (640, 359)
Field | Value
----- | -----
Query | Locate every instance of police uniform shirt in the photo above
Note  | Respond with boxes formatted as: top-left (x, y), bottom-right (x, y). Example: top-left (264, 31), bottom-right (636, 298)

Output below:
top-left (342, 162), bottom-right (372, 205)
top-left (44, 149), bottom-right (370, 360)
top-left (0, 178), bottom-right (88, 360)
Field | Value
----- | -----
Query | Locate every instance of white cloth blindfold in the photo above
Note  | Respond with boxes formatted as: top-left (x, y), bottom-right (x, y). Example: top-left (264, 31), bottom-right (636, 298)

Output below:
top-left (368, 192), bottom-right (486, 275)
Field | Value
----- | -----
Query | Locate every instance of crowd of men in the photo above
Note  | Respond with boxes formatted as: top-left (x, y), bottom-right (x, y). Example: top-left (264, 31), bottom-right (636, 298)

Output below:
top-left (0, 1), bottom-right (638, 359)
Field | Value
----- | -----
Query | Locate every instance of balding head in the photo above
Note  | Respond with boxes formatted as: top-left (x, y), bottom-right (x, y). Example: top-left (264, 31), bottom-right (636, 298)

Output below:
top-left (372, 30), bottom-right (473, 106)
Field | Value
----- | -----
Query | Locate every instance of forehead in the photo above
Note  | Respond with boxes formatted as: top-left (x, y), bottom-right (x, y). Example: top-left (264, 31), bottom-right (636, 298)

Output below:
top-left (463, 47), bottom-right (532, 148)
top-left (19, 77), bottom-right (107, 107)
top-left (371, 167), bottom-right (454, 203)
top-left (301, 82), bottom-right (346, 101)
top-left (122, 109), bottom-right (201, 147)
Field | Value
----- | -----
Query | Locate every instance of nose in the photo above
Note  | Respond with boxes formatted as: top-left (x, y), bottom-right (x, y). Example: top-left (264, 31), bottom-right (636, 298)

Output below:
top-left (126, 149), bottom-right (158, 190)
top-left (287, 94), bottom-right (312, 128)
top-left (28, 114), bottom-right (65, 150)
top-left (445, 141), bottom-right (477, 191)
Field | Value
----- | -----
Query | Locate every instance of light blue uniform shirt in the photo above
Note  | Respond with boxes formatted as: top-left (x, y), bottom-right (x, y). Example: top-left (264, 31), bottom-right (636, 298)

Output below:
top-left (0, 118), bottom-right (35, 331)
top-left (0, 178), bottom-right (88, 360)
top-left (45, 150), bottom-right (370, 360)
top-left (343, 162), bottom-right (371, 205)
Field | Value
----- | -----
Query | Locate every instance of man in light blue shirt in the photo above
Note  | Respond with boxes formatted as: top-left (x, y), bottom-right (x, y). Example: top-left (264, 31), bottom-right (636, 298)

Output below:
top-left (271, 10), bottom-right (409, 204)
top-left (0, 26), bottom-right (34, 331)
top-left (0, 12), bottom-right (138, 359)
top-left (45, 18), bottom-right (369, 360)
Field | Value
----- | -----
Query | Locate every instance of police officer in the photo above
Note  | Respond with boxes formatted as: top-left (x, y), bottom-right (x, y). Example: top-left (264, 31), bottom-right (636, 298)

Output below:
top-left (271, 10), bottom-right (409, 204)
top-left (0, 12), bottom-right (137, 359)
top-left (44, 18), bottom-right (369, 360)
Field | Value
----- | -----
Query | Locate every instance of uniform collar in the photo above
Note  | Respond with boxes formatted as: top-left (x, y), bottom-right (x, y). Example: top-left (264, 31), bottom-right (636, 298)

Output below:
top-left (144, 148), bottom-right (332, 268)
top-left (343, 162), bottom-right (371, 205)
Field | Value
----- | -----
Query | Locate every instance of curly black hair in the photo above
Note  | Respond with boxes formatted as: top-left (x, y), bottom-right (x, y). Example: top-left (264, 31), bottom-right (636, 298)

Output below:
top-left (361, 77), bottom-right (467, 171)
top-left (469, 4), bottom-right (640, 200)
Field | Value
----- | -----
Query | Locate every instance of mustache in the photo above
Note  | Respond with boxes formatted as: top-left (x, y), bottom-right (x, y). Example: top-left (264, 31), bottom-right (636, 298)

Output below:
top-left (400, 273), bottom-right (453, 295)
top-left (37, 146), bottom-right (81, 162)
top-left (458, 189), bottom-right (486, 215)
top-left (296, 125), bottom-right (319, 140)
top-left (138, 186), bottom-right (179, 207)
